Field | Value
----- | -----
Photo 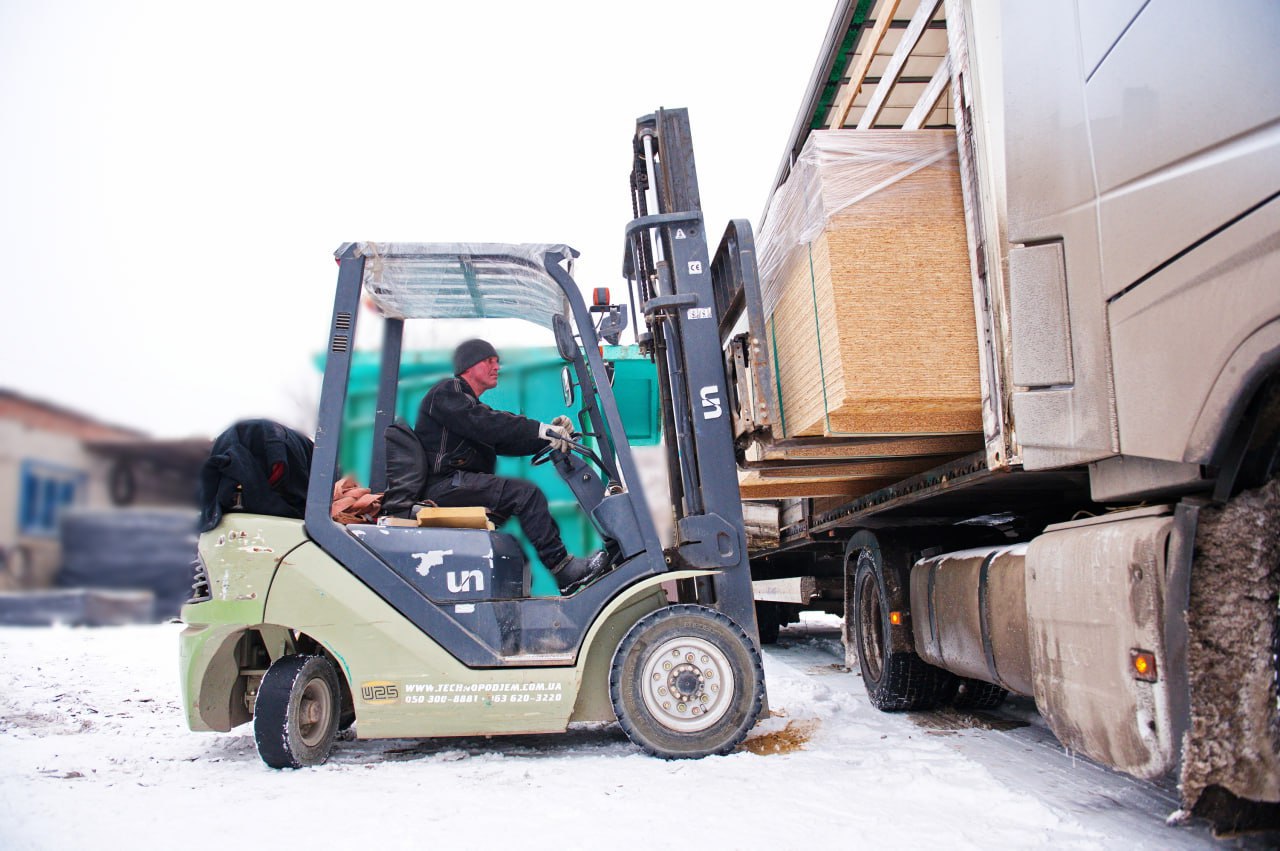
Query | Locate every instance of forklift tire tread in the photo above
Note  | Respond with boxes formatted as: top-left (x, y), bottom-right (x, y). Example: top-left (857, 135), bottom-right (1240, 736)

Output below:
top-left (609, 604), bottom-right (765, 759)
top-left (254, 654), bottom-right (342, 769)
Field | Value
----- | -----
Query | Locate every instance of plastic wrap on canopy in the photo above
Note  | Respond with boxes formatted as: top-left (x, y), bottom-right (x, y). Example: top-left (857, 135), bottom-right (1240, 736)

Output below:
top-left (341, 242), bottom-right (575, 329)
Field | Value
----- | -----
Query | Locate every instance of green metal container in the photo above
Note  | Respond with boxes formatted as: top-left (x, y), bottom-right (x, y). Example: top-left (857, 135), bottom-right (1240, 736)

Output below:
top-left (336, 345), bottom-right (659, 596)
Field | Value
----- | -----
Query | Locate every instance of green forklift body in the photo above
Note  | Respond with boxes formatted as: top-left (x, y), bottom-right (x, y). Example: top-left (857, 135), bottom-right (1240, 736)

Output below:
top-left (183, 214), bottom-right (767, 762)
top-left (180, 516), bottom-right (710, 738)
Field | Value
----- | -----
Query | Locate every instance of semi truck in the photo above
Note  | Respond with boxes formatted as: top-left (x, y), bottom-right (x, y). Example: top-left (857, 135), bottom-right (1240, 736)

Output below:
top-left (719, 0), bottom-right (1280, 822)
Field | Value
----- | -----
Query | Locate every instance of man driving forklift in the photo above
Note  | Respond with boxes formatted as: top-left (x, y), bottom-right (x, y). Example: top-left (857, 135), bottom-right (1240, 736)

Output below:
top-left (413, 338), bottom-right (612, 593)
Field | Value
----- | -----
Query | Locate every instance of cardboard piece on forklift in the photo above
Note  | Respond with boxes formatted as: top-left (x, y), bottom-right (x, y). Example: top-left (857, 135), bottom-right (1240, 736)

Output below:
top-left (415, 505), bottom-right (495, 531)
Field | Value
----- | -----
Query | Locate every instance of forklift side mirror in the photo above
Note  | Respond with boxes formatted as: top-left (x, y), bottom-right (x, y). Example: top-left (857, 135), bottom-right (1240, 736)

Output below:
top-left (561, 366), bottom-right (576, 407)
top-left (552, 313), bottom-right (577, 362)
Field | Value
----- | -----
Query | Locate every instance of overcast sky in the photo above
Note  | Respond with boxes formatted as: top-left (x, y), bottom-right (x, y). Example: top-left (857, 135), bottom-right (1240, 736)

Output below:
top-left (0, 0), bottom-right (833, 438)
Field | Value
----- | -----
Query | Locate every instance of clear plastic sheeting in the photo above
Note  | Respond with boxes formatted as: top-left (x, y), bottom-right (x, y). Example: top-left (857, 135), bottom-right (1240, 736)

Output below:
top-left (341, 242), bottom-right (575, 329)
top-left (755, 130), bottom-right (958, 315)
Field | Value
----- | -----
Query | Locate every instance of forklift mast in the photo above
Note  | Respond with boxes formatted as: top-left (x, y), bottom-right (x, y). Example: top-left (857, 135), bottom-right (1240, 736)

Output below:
top-left (624, 108), bottom-right (758, 634)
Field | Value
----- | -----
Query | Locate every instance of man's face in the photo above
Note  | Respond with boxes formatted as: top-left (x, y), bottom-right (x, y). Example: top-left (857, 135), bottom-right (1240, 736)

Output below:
top-left (465, 355), bottom-right (501, 394)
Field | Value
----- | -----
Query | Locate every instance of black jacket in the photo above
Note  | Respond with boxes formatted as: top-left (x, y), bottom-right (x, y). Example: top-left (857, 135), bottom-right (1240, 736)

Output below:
top-left (414, 377), bottom-right (547, 478)
top-left (199, 419), bottom-right (313, 532)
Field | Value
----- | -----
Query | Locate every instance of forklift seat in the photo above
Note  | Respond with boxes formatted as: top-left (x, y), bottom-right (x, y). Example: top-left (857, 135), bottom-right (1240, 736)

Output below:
top-left (381, 421), bottom-right (429, 519)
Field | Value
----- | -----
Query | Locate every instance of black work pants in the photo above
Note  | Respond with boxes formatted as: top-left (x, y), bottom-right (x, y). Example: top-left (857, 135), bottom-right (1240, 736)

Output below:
top-left (424, 471), bottom-right (567, 568)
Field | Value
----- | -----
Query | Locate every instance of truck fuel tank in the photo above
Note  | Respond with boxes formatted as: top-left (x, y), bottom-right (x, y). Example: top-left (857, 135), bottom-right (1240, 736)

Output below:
top-left (910, 544), bottom-right (1034, 697)
top-left (1024, 507), bottom-right (1180, 780)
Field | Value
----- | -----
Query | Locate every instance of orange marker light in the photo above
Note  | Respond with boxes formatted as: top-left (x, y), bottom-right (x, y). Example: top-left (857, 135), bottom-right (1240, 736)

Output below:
top-left (889, 611), bottom-right (903, 626)
top-left (1131, 649), bottom-right (1158, 682)
top-left (592, 287), bottom-right (610, 306)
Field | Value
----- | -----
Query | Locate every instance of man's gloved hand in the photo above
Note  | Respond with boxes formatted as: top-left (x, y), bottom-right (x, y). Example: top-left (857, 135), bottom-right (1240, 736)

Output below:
top-left (539, 422), bottom-right (572, 453)
top-left (551, 414), bottom-right (574, 435)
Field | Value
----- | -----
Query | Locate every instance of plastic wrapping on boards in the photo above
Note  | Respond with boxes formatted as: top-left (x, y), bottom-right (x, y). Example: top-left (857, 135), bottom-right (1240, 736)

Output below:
top-left (756, 130), bottom-right (959, 316)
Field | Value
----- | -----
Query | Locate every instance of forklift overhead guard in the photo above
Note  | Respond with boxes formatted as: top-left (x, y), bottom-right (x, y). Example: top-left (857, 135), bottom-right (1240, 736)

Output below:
top-left (338, 242), bottom-right (577, 328)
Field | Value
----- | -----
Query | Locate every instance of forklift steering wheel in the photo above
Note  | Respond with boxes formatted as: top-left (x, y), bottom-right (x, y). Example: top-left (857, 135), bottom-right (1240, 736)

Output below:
top-left (531, 437), bottom-right (607, 471)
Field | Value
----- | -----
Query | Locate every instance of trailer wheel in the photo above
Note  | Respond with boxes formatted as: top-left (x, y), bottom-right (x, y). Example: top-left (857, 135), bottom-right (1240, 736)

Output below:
top-left (950, 677), bottom-right (1008, 711)
top-left (610, 605), bottom-right (765, 759)
top-left (851, 549), bottom-right (949, 711)
top-left (254, 655), bottom-right (341, 769)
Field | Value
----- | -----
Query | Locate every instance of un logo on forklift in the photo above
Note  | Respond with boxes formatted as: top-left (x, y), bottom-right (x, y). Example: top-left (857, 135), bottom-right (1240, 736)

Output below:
top-left (699, 385), bottom-right (723, 420)
top-left (360, 681), bottom-right (400, 703)
top-left (447, 570), bottom-right (484, 593)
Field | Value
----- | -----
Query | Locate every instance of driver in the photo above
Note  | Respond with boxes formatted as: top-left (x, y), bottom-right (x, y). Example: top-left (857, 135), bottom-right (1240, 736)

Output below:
top-left (415, 338), bottom-right (611, 593)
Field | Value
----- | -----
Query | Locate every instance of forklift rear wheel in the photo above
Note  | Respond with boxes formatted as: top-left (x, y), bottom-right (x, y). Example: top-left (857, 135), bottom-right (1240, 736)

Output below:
top-left (609, 604), bottom-right (764, 759)
top-left (254, 654), bottom-right (342, 769)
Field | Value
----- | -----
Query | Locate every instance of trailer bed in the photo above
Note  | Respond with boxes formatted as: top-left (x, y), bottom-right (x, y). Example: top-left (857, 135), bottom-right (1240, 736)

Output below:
top-left (772, 450), bottom-right (1090, 550)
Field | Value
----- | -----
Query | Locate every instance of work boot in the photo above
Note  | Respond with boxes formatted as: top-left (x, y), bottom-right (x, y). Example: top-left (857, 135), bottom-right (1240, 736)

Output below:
top-left (552, 550), bottom-right (612, 594)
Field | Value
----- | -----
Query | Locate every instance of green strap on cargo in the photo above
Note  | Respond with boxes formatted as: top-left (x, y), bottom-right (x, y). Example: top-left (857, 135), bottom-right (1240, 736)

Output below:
top-left (769, 314), bottom-right (788, 437)
top-left (768, 242), bottom-right (860, 438)
top-left (808, 242), bottom-right (835, 433)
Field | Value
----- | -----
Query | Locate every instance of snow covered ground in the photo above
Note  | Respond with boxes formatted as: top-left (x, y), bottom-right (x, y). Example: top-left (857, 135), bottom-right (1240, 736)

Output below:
top-left (0, 617), bottom-right (1222, 850)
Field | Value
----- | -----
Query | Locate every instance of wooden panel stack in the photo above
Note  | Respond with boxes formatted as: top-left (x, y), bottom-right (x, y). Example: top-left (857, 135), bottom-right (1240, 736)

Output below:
top-left (742, 130), bottom-right (983, 501)
top-left (737, 431), bottom-right (983, 499)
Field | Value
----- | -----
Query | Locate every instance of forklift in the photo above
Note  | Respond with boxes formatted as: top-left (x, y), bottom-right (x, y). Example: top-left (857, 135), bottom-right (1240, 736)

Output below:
top-left (179, 108), bottom-right (770, 767)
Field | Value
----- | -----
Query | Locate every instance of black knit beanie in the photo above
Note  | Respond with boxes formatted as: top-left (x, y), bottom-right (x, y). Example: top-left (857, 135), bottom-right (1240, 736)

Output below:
top-left (453, 339), bottom-right (499, 375)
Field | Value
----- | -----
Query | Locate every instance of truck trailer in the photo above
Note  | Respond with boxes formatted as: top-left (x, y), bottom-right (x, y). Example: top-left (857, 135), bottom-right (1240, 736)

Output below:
top-left (721, 0), bottom-right (1280, 821)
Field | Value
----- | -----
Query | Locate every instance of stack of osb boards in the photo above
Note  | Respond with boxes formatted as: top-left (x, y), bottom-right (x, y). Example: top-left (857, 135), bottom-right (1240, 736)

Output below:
top-left (742, 130), bottom-right (982, 500)
top-left (737, 433), bottom-right (983, 499)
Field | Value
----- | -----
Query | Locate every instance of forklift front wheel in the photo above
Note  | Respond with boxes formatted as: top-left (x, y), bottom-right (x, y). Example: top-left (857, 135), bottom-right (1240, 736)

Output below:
top-left (254, 654), bottom-right (342, 769)
top-left (609, 604), bottom-right (764, 759)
